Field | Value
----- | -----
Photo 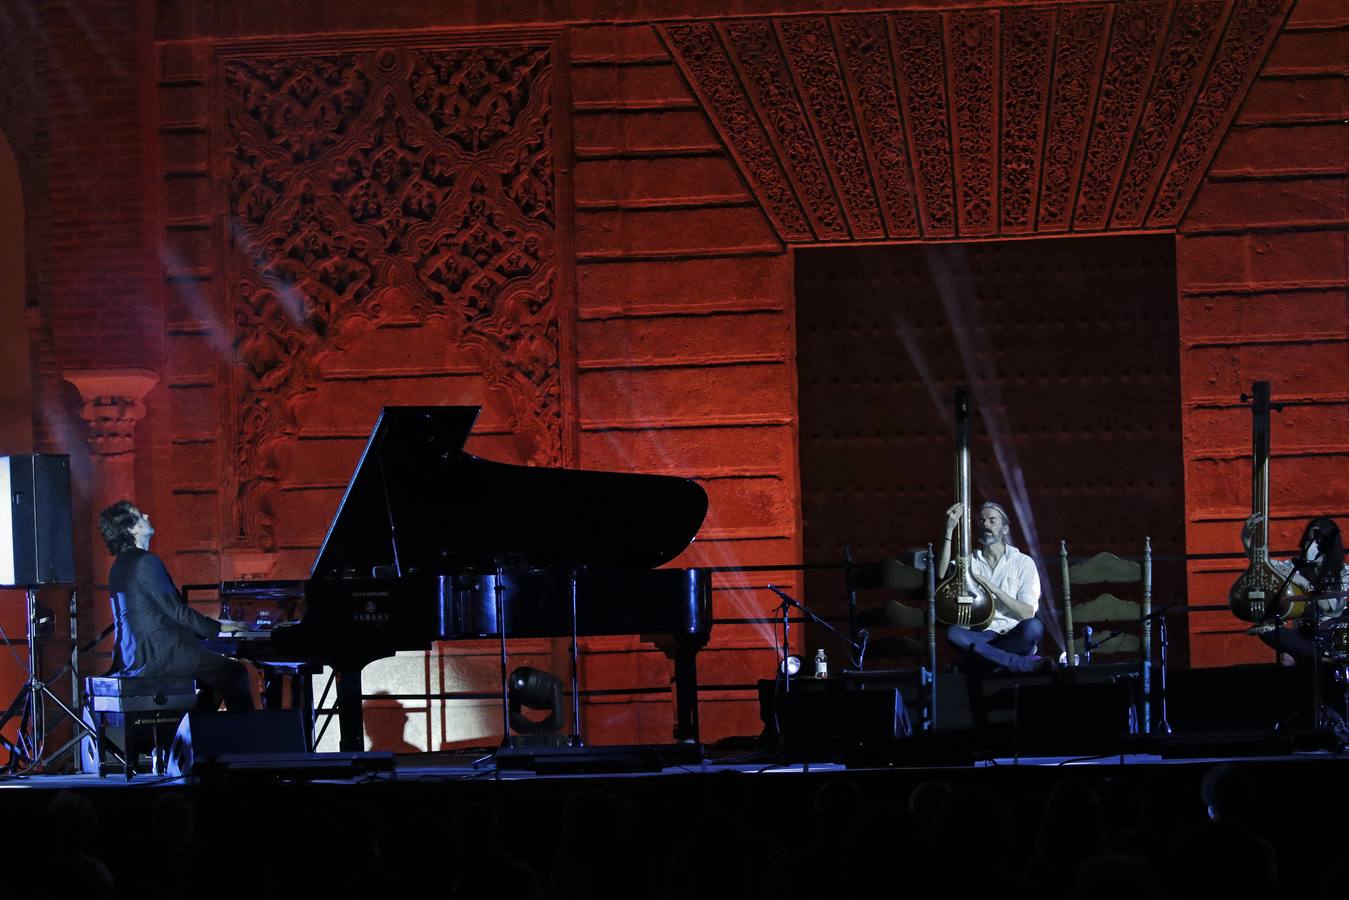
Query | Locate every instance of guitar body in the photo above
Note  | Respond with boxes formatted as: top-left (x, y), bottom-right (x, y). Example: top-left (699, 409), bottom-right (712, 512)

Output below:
top-left (1229, 560), bottom-right (1307, 623)
top-left (1228, 383), bottom-right (1307, 624)
top-left (935, 560), bottom-right (994, 629)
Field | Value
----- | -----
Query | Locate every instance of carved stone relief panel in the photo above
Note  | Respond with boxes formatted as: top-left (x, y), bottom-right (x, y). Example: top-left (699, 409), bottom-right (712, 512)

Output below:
top-left (217, 42), bottom-right (561, 550)
top-left (948, 11), bottom-right (999, 235)
top-left (1150, 0), bottom-right (1291, 225)
top-left (1037, 4), bottom-right (1111, 232)
top-left (661, 3), bottom-right (1287, 243)
top-left (777, 16), bottom-right (884, 239)
top-left (662, 22), bottom-right (813, 241)
top-left (999, 5), bottom-right (1055, 233)
top-left (722, 18), bottom-right (849, 240)
top-left (891, 11), bottom-right (959, 237)
top-left (1071, 0), bottom-right (1169, 230)
top-left (834, 15), bottom-right (920, 237)
top-left (1111, 0), bottom-right (1227, 228)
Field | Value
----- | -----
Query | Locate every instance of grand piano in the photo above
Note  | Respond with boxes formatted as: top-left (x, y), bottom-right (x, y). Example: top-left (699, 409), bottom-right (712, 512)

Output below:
top-left (215, 406), bottom-right (713, 751)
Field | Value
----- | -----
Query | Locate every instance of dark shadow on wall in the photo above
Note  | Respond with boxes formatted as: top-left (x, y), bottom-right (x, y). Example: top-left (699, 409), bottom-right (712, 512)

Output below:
top-left (794, 235), bottom-right (1186, 662)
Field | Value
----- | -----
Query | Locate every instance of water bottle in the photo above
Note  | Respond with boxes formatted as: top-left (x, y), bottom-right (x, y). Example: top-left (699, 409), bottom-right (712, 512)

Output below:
top-left (814, 648), bottom-right (828, 679)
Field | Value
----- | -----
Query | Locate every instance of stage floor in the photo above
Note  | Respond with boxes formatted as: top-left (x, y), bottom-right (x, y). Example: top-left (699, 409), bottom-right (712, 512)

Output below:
top-left (5, 740), bottom-right (1348, 790)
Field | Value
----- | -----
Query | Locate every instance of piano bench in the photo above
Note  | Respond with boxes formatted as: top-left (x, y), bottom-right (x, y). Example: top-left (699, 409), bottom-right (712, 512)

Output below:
top-left (85, 676), bottom-right (197, 780)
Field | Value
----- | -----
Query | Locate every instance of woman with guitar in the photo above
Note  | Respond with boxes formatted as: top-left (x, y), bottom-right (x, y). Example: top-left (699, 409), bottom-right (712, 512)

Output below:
top-left (1243, 514), bottom-right (1348, 662)
top-left (939, 500), bottom-right (1046, 673)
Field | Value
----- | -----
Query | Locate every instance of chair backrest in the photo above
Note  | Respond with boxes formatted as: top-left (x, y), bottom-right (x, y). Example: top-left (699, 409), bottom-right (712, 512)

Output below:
top-left (1059, 541), bottom-right (1152, 662)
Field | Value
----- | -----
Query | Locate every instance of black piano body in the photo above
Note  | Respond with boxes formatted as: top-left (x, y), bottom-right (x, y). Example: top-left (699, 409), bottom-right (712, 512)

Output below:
top-left (218, 406), bottom-right (712, 751)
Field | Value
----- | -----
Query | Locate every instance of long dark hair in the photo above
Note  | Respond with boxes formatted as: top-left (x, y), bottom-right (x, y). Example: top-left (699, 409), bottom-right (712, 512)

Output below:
top-left (98, 500), bottom-right (140, 557)
top-left (1295, 517), bottom-right (1344, 593)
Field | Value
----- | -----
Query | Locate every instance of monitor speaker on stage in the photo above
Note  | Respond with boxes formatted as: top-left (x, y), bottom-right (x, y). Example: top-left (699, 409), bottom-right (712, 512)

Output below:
top-left (0, 454), bottom-right (75, 587)
top-left (167, 709), bottom-right (309, 776)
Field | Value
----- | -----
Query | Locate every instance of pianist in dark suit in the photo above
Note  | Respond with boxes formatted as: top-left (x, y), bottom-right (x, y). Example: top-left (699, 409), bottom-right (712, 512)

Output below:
top-left (98, 500), bottom-right (254, 710)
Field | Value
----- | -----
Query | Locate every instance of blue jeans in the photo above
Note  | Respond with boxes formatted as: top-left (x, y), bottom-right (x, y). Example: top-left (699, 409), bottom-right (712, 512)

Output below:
top-left (948, 618), bottom-right (1044, 673)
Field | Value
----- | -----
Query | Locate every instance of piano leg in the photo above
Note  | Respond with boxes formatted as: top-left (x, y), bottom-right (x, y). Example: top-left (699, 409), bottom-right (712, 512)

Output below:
top-left (262, 669), bottom-right (285, 709)
top-left (292, 668), bottom-right (315, 752)
top-left (336, 667), bottom-right (364, 753)
top-left (673, 646), bottom-right (700, 743)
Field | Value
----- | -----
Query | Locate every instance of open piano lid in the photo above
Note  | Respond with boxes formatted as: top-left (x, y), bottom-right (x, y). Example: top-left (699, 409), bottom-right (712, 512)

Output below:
top-left (310, 407), bottom-right (708, 578)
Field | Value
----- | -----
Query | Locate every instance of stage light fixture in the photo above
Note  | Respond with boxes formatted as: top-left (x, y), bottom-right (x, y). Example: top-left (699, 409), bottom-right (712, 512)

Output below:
top-left (508, 666), bottom-right (564, 736)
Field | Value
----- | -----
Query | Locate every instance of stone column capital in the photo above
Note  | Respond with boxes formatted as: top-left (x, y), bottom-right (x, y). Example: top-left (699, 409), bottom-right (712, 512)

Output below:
top-left (62, 367), bottom-right (160, 456)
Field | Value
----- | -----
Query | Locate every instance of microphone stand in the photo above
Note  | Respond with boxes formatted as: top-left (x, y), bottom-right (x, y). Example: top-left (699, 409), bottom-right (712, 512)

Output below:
top-left (844, 546), bottom-right (858, 645)
top-left (776, 588), bottom-right (793, 695)
top-left (1080, 600), bottom-right (1181, 654)
top-left (767, 585), bottom-right (868, 671)
top-left (1080, 601), bottom-right (1182, 734)
top-left (766, 585), bottom-right (868, 758)
top-left (1158, 612), bottom-right (1172, 734)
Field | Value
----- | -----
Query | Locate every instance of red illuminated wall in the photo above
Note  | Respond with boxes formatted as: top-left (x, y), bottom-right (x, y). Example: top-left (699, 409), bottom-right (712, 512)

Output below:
top-left (1177, 0), bottom-right (1347, 664)
top-left (1, 0), bottom-right (1344, 748)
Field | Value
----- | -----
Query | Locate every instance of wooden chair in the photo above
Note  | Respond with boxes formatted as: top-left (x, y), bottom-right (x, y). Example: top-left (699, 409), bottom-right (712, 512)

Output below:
top-left (1059, 538), bottom-right (1153, 731)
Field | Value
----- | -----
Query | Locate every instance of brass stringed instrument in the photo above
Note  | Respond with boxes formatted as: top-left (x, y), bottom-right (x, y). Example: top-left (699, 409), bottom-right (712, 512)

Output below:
top-left (934, 387), bottom-right (994, 629)
top-left (1229, 381), bottom-right (1306, 623)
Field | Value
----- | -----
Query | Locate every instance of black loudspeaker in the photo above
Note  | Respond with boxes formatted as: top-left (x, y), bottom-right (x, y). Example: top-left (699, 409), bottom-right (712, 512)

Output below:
top-left (0, 454), bottom-right (75, 586)
top-left (759, 676), bottom-right (912, 754)
top-left (167, 709), bottom-right (308, 775)
top-left (938, 665), bottom-right (1140, 756)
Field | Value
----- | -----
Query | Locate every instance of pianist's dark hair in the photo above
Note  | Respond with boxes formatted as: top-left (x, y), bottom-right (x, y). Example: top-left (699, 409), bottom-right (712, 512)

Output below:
top-left (99, 500), bottom-right (140, 556)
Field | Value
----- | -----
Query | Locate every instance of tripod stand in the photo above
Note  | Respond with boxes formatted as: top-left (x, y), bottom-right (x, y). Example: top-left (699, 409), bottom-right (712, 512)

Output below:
top-left (1268, 617), bottom-right (1349, 743)
top-left (0, 586), bottom-right (96, 772)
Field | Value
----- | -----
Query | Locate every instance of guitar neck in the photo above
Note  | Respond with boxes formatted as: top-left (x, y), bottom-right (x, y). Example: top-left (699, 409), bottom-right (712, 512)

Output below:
top-left (1250, 381), bottom-right (1272, 565)
top-left (954, 387), bottom-right (972, 563)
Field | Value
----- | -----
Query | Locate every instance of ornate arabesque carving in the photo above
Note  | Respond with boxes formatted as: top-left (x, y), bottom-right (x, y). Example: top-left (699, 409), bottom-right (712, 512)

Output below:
top-left (1073, 0), bottom-right (1169, 229)
top-left (225, 57), bottom-right (372, 164)
top-left (999, 6), bottom-right (1055, 232)
top-left (1151, 0), bottom-right (1289, 223)
top-left (330, 95), bottom-right (458, 254)
top-left (891, 12), bottom-right (957, 236)
top-left (221, 45), bottom-right (560, 549)
top-left (949, 11), bottom-right (998, 234)
top-left (1111, 0), bottom-right (1226, 227)
top-left (777, 17), bottom-right (883, 238)
top-left (723, 19), bottom-right (847, 239)
top-left (663, 3), bottom-right (1283, 243)
top-left (409, 47), bottom-right (549, 152)
top-left (662, 23), bottom-right (812, 240)
top-left (1038, 4), bottom-right (1110, 230)
top-left (835, 15), bottom-right (919, 237)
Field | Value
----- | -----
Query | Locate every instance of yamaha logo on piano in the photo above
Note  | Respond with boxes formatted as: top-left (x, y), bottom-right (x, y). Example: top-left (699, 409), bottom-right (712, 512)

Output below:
top-left (353, 598), bottom-right (391, 625)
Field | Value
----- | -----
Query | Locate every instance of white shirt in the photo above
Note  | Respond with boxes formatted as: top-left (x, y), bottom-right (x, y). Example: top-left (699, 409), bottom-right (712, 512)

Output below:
top-left (971, 544), bottom-right (1042, 634)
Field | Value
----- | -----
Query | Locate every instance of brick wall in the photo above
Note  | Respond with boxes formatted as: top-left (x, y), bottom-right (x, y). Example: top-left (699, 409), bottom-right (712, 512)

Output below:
top-left (10, 0), bottom-right (1345, 753)
top-left (1178, 0), bottom-right (1348, 665)
top-left (569, 23), bottom-right (797, 740)
top-left (0, 0), bottom-right (48, 749)
top-left (41, 0), bottom-right (161, 368)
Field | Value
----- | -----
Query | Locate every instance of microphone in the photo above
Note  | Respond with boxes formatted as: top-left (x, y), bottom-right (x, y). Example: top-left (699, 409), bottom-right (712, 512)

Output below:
top-left (766, 584), bottom-right (796, 605)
